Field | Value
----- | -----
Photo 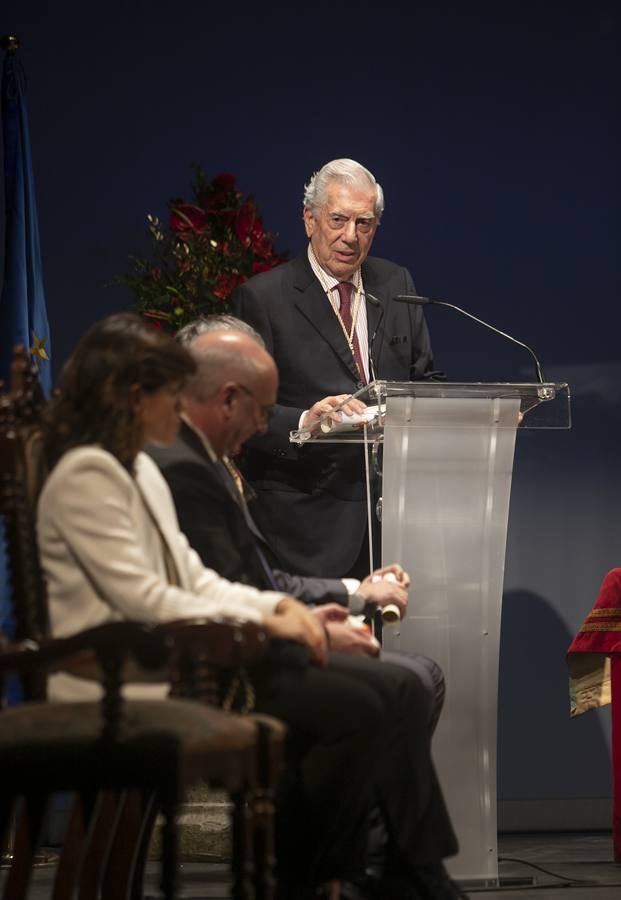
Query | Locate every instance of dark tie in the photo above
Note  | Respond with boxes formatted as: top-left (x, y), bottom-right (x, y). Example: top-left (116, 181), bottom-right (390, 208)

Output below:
top-left (336, 281), bottom-right (367, 384)
top-left (215, 459), bottom-right (279, 590)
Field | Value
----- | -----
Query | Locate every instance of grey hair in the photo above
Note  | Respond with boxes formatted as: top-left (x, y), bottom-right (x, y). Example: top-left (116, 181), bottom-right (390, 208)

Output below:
top-left (179, 315), bottom-right (266, 402)
top-left (176, 314), bottom-right (265, 348)
top-left (303, 158), bottom-right (384, 222)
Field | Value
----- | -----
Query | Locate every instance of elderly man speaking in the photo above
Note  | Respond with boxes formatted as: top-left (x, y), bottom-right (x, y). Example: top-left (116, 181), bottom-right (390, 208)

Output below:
top-left (230, 158), bottom-right (435, 579)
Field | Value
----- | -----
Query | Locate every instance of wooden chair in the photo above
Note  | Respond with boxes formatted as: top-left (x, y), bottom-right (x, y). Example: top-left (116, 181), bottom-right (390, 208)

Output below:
top-left (0, 346), bottom-right (286, 899)
top-left (0, 619), bottom-right (274, 899)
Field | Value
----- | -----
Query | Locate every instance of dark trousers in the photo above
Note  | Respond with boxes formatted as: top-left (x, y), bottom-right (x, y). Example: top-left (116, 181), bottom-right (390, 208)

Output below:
top-left (251, 648), bottom-right (457, 893)
top-left (327, 653), bottom-right (457, 868)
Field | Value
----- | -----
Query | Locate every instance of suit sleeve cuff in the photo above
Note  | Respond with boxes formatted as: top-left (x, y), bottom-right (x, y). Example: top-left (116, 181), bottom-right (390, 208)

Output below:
top-left (342, 578), bottom-right (361, 595)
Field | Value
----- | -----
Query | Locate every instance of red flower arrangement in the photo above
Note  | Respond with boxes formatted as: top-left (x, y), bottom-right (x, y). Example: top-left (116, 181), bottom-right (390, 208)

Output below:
top-left (120, 168), bottom-right (288, 332)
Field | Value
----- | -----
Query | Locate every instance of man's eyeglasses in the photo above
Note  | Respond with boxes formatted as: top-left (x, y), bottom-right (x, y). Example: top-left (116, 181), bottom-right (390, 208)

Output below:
top-left (236, 384), bottom-right (275, 424)
top-left (325, 212), bottom-right (376, 234)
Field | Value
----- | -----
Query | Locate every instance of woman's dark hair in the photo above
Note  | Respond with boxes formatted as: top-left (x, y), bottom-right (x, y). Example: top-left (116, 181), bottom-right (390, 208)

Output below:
top-left (43, 313), bottom-right (196, 471)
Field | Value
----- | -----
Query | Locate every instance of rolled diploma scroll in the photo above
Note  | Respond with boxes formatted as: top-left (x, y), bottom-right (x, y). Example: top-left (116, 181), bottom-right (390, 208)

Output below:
top-left (320, 405), bottom-right (380, 434)
top-left (371, 572), bottom-right (401, 623)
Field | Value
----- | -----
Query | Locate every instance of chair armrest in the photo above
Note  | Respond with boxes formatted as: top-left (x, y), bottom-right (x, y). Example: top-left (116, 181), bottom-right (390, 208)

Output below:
top-left (159, 619), bottom-right (271, 666)
top-left (158, 619), bottom-right (271, 706)
top-left (0, 621), bottom-right (169, 681)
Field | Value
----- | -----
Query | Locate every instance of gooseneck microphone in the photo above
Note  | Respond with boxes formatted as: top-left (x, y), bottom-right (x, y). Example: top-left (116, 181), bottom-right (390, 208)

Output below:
top-left (365, 291), bottom-right (384, 384)
top-left (395, 294), bottom-right (547, 384)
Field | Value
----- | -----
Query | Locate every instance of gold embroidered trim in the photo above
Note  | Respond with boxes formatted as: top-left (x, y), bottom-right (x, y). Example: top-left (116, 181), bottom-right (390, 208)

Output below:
top-left (586, 608), bottom-right (621, 618)
top-left (579, 622), bottom-right (621, 632)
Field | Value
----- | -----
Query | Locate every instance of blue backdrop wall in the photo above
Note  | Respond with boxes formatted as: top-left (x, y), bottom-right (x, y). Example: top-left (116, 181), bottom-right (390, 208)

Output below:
top-left (2, 0), bottom-right (619, 829)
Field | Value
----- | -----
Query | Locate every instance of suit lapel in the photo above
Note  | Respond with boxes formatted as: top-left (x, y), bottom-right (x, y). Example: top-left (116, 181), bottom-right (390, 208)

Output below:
top-left (178, 422), bottom-right (268, 546)
top-left (291, 256), bottom-right (361, 383)
top-left (134, 453), bottom-right (188, 588)
top-left (177, 419), bottom-right (213, 465)
top-left (361, 260), bottom-right (386, 375)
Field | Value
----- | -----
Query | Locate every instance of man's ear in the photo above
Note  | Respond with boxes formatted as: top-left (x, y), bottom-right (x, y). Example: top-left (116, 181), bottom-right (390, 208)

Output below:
top-left (303, 207), bottom-right (315, 238)
top-left (221, 382), bottom-right (237, 419)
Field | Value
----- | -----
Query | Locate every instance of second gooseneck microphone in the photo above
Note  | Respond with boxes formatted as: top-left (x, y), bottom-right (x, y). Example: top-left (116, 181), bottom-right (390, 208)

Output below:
top-left (395, 294), bottom-right (546, 383)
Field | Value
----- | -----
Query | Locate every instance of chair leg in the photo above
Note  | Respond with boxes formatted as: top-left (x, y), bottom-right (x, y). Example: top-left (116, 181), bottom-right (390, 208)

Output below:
top-left (2, 793), bottom-right (47, 900)
top-left (231, 789), bottom-right (254, 900)
top-left (99, 790), bottom-right (144, 900)
top-left (253, 722), bottom-right (278, 900)
top-left (611, 655), bottom-right (621, 863)
top-left (0, 796), bottom-right (14, 862)
top-left (76, 790), bottom-right (122, 900)
top-left (52, 792), bottom-right (94, 900)
top-left (130, 791), bottom-right (158, 900)
top-left (160, 794), bottom-right (179, 900)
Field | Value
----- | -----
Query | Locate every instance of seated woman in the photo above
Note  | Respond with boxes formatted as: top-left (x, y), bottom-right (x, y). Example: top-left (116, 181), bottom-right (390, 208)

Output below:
top-left (38, 311), bottom-right (325, 703)
top-left (37, 313), bottom-right (461, 900)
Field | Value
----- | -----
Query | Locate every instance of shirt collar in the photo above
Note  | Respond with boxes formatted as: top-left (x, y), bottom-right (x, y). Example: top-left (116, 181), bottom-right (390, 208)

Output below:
top-left (307, 243), bottom-right (361, 290)
top-left (180, 413), bottom-right (219, 463)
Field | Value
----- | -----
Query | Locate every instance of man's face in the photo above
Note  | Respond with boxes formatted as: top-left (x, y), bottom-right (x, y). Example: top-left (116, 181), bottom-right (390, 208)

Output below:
top-left (225, 366), bottom-right (278, 457)
top-left (304, 180), bottom-right (379, 281)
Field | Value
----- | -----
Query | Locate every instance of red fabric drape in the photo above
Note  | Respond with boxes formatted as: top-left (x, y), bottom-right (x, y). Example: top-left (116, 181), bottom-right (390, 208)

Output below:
top-left (567, 568), bottom-right (621, 862)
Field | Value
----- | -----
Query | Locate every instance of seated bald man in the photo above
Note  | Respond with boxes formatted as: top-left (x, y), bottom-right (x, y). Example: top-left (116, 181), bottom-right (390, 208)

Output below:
top-left (147, 314), bottom-right (444, 734)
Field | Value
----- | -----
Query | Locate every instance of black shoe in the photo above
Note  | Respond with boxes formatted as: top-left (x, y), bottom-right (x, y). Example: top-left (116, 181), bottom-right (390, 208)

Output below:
top-left (372, 862), bottom-right (467, 899)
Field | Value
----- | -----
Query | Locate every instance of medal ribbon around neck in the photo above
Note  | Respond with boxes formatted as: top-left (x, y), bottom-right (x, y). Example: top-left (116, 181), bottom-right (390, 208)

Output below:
top-left (311, 247), bottom-right (363, 351)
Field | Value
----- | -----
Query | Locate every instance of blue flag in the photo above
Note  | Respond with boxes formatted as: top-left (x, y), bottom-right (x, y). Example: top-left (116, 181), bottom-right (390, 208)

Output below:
top-left (0, 46), bottom-right (52, 393)
top-left (0, 43), bottom-right (52, 651)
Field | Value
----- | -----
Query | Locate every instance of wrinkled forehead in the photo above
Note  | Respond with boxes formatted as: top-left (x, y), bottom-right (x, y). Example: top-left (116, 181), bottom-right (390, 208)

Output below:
top-left (323, 179), bottom-right (376, 210)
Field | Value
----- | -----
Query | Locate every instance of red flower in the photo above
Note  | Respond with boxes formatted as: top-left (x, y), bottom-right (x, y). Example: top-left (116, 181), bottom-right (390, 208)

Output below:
top-left (235, 199), bottom-right (260, 245)
top-left (210, 207), bottom-right (236, 225)
top-left (212, 173), bottom-right (236, 192)
top-left (125, 167), bottom-right (289, 334)
top-left (213, 272), bottom-right (246, 300)
top-left (252, 261), bottom-right (272, 274)
top-left (251, 232), bottom-right (275, 259)
top-left (170, 202), bottom-right (207, 238)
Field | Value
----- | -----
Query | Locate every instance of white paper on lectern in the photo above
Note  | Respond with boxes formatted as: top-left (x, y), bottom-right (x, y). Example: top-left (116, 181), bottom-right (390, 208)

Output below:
top-left (320, 404), bottom-right (381, 434)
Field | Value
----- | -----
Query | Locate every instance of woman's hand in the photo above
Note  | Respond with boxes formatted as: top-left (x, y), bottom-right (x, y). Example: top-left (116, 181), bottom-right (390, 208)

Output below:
top-left (311, 603), bottom-right (350, 625)
top-left (264, 597), bottom-right (328, 666)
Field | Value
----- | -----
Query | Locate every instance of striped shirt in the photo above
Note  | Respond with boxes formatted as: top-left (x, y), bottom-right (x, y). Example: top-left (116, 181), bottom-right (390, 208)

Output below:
top-left (307, 244), bottom-right (370, 382)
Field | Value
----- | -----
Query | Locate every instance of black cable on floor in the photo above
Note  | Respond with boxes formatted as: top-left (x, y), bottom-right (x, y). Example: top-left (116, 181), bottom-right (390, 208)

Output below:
top-left (466, 854), bottom-right (621, 892)
top-left (497, 855), bottom-right (600, 886)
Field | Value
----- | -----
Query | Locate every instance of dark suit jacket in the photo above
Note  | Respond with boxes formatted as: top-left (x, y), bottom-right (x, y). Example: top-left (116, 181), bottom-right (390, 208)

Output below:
top-left (146, 421), bottom-right (350, 606)
top-left (229, 254), bottom-right (433, 577)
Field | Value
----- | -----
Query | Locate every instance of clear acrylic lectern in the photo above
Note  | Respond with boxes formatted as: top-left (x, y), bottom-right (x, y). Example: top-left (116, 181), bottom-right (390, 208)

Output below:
top-left (291, 381), bottom-right (571, 886)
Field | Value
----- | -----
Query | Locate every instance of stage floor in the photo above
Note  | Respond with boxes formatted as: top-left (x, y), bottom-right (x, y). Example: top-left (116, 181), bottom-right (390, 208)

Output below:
top-left (7, 832), bottom-right (621, 898)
